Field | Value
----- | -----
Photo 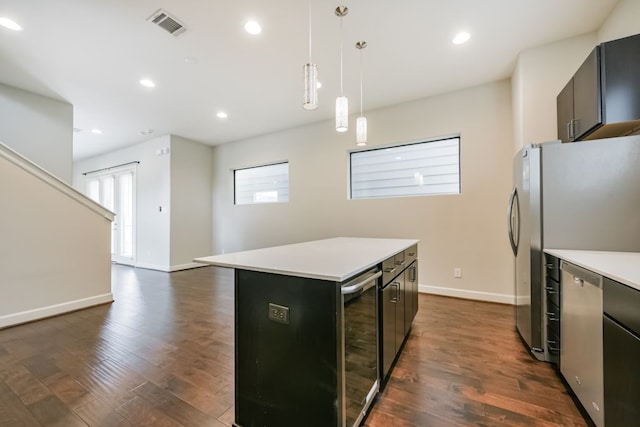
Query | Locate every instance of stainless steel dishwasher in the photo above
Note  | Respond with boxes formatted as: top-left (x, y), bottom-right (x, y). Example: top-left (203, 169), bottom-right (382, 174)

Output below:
top-left (560, 261), bottom-right (604, 427)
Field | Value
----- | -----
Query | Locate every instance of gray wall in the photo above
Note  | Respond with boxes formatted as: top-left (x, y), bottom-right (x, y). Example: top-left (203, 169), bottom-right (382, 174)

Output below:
top-left (212, 80), bottom-right (515, 303)
top-left (170, 135), bottom-right (214, 267)
top-left (0, 83), bottom-right (73, 182)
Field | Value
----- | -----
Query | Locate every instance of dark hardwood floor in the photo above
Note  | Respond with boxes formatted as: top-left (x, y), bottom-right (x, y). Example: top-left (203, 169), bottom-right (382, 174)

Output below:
top-left (0, 265), bottom-right (586, 426)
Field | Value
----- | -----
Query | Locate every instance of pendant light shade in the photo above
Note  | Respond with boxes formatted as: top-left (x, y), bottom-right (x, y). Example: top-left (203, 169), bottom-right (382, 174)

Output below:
top-left (356, 116), bottom-right (367, 145)
top-left (336, 96), bottom-right (349, 132)
top-left (335, 6), bottom-right (348, 132)
top-left (303, 63), bottom-right (318, 110)
top-left (356, 40), bottom-right (368, 145)
top-left (303, 0), bottom-right (319, 110)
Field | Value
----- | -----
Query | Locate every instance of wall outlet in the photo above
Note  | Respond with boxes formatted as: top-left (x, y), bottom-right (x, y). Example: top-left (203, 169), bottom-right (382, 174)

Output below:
top-left (268, 303), bottom-right (290, 325)
top-left (454, 268), bottom-right (462, 278)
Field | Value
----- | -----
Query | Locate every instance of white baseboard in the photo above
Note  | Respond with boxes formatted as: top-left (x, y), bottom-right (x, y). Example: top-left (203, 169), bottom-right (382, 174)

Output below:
top-left (131, 262), bottom-right (169, 272)
top-left (133, 262), bottom-right (206, 272)
top-left (419, 284), bottom-right (515, 305)
top-left (0, 293), bottom-right (113, 329)
top-left (169, 262), bottom-right (207, 272)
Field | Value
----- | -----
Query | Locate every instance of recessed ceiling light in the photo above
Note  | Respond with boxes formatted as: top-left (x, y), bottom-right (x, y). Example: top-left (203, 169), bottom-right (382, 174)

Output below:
top-left (0, 17), bottom-right (22, 31)
top-left (453, 31), bottom-right (471, 45)
top-left (139, 129), bottom-right (154, 135)
top-left (91, 129), bottom-right (103, 134)
top-left (216, 111), bottom-right (228, 119)
top-left (139, 78), bottom-right (156, 88)
top-left (244, 21), bottom-right (262, 35)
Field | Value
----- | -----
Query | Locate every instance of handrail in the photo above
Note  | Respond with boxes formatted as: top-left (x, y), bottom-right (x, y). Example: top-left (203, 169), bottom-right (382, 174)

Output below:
top-left (0, 141), bottom-right (115, 221)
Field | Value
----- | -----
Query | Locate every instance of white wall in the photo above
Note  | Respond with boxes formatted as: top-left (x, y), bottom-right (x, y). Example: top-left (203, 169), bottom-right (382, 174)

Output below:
top-left (73, 135), bottom-right (172, 270)
top-left (512, 0), bottom-right (640, 154)
top-left (0, 149), bottom-right (112, 327)
top-left (598, 0), bottom-right (640, 43)
top-left (73, 134), bottom-right (213, 272)
top-left (170, 135), bottom-right (213, 268)
top-left (511, 33), bottom-right (597, 153)
top-left (212, 80), bottom-right (515, 303)
top-left (0, 83), bottom-right (73, 183)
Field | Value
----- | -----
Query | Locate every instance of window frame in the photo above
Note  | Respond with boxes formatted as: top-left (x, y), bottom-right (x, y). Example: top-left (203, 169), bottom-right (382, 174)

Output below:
top-left (348, 135), bottom-right (461, 200)
top-left (233, 161), bottom-right (290, 205)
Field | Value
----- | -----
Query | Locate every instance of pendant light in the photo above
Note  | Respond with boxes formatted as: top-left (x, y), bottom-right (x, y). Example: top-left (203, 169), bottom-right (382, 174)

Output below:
top-left (335, 6), bottom-right (348, 132)
top-left (356, 41), bottom-right (367, 146)
top-left (303, 0), bottom-right (318, 110)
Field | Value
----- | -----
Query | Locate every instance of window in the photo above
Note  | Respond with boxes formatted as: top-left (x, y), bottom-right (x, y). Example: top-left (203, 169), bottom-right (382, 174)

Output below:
top-left (350, 136), bottom-right (460, 199)
top-left (234, 162), bottom-right (289, 205)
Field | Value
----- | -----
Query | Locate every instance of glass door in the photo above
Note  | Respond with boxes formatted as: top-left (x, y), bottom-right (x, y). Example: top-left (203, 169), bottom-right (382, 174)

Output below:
top-left (86, 167), bottom-right (136, 265)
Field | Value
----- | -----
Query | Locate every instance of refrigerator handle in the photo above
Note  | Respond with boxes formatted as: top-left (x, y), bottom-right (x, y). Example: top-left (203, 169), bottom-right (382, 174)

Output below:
top-left (507, 187), bottom-right (519, 256)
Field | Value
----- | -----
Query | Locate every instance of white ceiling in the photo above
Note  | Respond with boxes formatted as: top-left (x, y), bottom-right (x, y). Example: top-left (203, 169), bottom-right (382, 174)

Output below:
top-left (0, 0), bottom-right (619, 160)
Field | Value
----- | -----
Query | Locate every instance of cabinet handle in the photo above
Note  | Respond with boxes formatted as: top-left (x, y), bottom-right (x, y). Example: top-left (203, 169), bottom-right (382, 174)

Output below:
top-left (573, 277), bottom-right (584, 286)
top-left (384, 267), bottom-right (396, 274)
top-left (390, 284), bottom-right (399, 303)
top-left (395, 260), bottom-right (405, 267)
top-left (408, 252), bottom-right (416, 257)
top-left (546, 263), bottom-right (555, 269)
top-left (546, 312), bottom-right (558, 321)
top-left (546, 340), bottom-right (559, 352)
top-left (545, 286), bottom-right (557, 294)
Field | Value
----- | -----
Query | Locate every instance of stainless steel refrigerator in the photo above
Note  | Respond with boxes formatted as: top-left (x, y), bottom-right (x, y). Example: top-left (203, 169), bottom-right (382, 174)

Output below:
top-left (507, 135), bottom-right (640, 361)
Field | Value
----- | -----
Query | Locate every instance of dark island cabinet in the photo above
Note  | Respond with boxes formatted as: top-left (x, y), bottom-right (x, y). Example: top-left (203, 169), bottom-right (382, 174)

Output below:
top-left (557, 33), bottom-right (640, 143)
top-left (379, 244), bottom-right (418, 383)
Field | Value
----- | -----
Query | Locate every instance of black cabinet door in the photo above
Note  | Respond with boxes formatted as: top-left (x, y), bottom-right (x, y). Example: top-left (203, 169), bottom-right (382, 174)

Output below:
top-left (601, 33), bottom-right (640, 123)
top-left (573, 47), bottom-right (602, 140)
top-left (393, 273), bottom-right (405, 354)
top-left (604, 315), bottom-right (640, 426)
top-left (557, 79), bottom-right (574, 142)
top-left (380, 283), bottom-right (396, 380)
top-left (404, 262), bottom-right (418, 331)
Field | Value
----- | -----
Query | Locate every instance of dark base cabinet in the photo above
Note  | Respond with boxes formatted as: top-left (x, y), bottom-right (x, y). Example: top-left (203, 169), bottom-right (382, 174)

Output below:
top-left (603, 315), bottom-right (640, 426)
top-left (545, 255), bottom-right (561, 365)
top-left (603, 276), bottom-right (640, 426)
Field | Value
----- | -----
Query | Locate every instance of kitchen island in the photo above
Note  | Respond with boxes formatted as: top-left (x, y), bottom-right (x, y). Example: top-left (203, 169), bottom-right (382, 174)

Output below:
top-left (194, 237), bottom-right (419, 427)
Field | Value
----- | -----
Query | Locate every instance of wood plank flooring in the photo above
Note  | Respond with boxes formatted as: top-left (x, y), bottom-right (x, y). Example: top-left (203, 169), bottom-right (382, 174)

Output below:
top-left (0, 265), bottom-right (586, 426)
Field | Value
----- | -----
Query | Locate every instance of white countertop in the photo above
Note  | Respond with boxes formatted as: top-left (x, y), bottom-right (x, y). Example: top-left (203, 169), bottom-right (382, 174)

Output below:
top-left (194, 237), bottom-right (419, 282)
top-left (544, 249), bottom-right (640, 291)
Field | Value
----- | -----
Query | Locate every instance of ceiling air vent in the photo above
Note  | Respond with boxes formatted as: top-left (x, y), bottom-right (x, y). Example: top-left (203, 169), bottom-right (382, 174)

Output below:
top-left (147, 9), bottom-right (187, 37)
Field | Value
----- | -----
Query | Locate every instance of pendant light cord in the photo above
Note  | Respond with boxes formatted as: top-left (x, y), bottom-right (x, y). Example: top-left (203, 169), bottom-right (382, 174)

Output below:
top-left (339, 14), bottom-right (344, 95)
top-left (359, 48), bottom-right (363, 115)
top-left (308, 0), bottom-right (312, 61)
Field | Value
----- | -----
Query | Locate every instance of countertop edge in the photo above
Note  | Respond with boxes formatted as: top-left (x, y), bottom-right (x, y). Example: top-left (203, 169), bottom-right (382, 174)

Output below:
top-left (544, 249), bottom-right (640, 291)
top-left (194, 238), bottom-right (419, 282)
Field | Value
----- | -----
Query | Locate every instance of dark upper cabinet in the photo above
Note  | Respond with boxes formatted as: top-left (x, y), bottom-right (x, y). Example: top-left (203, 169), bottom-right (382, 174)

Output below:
top-left (557, 79), bottom-right (574, 143)
top-left (600, 34), bottom-right (640, 125)
top-left (557, 33), bottom-right (640, 143)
